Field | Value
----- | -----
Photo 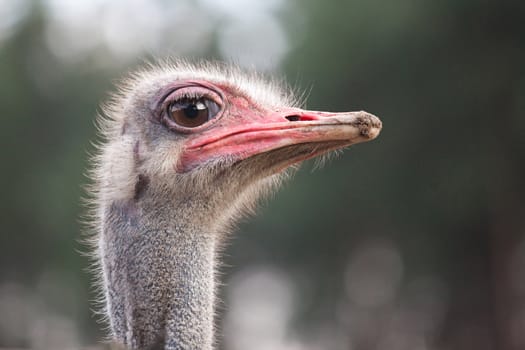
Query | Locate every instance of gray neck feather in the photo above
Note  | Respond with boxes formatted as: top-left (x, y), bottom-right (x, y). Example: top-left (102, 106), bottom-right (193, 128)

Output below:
top-left (100, 190), bottom-right (217, 350)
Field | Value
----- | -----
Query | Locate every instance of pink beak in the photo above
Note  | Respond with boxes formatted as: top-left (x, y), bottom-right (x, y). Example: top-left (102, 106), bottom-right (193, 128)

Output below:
top-left (177, 108), bottom-right (382, 173)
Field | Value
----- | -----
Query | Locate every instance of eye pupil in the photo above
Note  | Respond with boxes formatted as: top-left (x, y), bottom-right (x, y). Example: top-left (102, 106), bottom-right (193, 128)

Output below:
top-left (184, 104), bottom-right (201, 119)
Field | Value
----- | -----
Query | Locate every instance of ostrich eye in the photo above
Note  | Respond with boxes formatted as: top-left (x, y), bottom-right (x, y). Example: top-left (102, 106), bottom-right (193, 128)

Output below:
top-left (168, 98), bottom-right (220, 128)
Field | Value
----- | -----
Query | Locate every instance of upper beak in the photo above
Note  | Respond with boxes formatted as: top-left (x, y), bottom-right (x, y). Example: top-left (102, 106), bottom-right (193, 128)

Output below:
top-left (177, 108), bottom-right (382, 173)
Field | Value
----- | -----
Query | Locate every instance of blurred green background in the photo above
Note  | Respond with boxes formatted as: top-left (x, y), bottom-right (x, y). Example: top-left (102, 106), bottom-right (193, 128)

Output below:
top-left (0, 0), bottom-right (524, 349)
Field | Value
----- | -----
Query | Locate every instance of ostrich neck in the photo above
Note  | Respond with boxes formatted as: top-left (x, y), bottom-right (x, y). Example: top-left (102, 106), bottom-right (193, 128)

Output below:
top-left (101, 195), bottom-right (217, 350)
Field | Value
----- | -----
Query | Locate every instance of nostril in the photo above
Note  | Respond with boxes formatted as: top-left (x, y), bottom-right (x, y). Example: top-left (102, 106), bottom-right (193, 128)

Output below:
top-left (285, 115), bottom-right (317, 122)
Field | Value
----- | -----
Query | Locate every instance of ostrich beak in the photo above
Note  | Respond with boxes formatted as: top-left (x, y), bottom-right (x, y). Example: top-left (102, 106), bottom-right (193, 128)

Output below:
top-left (178, 108), bottom-right (382, 173)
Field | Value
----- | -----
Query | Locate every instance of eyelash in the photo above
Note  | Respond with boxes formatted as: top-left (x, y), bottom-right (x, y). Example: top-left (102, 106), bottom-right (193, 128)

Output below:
top-left (174, 91), bottom-right (204, 100)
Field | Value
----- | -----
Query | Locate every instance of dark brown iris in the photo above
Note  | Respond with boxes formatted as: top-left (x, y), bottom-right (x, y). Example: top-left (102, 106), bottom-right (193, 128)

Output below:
top-left (168, 98), bottom-right (220, 128)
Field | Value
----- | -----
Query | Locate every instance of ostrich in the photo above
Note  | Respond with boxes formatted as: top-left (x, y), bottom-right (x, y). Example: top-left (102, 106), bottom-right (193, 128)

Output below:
top-left (87, 60), bottom-right (382, 350)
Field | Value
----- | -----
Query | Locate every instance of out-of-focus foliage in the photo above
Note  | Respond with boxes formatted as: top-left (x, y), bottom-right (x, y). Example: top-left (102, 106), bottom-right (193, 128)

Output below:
top-left (0, 0), bottom-right (524, 349)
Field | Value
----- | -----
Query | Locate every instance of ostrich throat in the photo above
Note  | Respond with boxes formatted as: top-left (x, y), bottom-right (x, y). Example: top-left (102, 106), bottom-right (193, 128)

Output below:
top-left (102, 179), bottom-right (221, 349)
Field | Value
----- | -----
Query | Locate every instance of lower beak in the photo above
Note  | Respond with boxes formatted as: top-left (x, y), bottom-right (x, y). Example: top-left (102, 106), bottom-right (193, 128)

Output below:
top-left (177, 109), bottom-right (382, 173)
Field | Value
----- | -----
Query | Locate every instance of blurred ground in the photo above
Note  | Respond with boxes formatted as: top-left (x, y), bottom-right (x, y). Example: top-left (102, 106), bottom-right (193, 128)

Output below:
top-left (0, 0), bottom-right (524, 349)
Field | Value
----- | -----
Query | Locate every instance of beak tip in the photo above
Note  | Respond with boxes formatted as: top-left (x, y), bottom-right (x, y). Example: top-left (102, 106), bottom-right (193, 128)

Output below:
top-left (356, 111), bottom-right (382, 140)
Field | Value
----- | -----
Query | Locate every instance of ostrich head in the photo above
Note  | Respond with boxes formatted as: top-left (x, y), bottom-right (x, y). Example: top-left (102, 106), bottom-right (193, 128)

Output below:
top-left (89, 60), bottom-right (382, 350)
